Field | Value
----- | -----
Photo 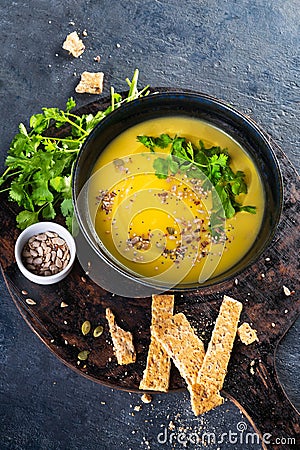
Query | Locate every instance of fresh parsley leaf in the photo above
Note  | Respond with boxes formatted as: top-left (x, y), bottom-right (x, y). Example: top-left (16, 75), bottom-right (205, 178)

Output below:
top-left (137, 133), bottom-right (172, 152)
top-left (215, 185), bottom-right (236, 219)
top-left (155, 134), bottom-right (173, 148)
top-left (231, 170), bottom-right (248, 195)
top-left (153, 157), bottom-right (169, 179)
top-left (234, 204), bottom-right (257, 214)
top-left (171, 137), bottom-right (189, 159)
top-left (66, 97), bottom-right (76, 112)
top-left (31, 180), bottom-right (54, 206)
top-left (42, 202), bottom-right (56, 220)
top-left (16, 210), bottom-right (39, 230)
top-left (61, 198), bottom-right (73, 217)
top-left (50, 176), bottom-right (71, 195)
top-left (137, 135), bottom-right (156, 152)
top-left (167, 155), bottom-right (179, 174)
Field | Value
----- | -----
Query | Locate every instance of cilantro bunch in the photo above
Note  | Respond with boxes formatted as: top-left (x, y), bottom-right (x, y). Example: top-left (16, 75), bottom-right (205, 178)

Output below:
top-left (137, 134), bottom-right (256, 219)
top-left (0, 70), bottom-right (149, 230)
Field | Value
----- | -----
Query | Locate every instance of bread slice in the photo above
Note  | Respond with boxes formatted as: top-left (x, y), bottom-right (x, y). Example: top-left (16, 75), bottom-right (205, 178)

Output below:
top-left (237, 322), bottom-right (259, 345)
top-left (62, 31), bottom-right (85, 57)
top-left (105, 308), bottom-right (136, 365)
top-left (191, 295), bottom-right (243, 415)
top-left (152, 312), bottom-right (205, 387)
top-left (139, 294), bottom-right (174, 392)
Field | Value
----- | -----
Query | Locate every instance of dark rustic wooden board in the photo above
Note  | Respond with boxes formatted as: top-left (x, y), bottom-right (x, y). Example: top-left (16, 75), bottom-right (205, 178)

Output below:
top-left (0, 96), bottom-right (299, 449)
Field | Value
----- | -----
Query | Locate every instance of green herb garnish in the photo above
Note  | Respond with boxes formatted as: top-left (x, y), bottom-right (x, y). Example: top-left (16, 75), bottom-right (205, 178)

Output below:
top-left (0, 69), bottom-right (149, 230)
top-left (137, 134), bottom-right (256, 219)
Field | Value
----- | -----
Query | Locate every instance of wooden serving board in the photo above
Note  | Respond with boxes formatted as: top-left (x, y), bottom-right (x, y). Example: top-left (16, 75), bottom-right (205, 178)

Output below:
top-left (0, 95), bottom-right (299, 449)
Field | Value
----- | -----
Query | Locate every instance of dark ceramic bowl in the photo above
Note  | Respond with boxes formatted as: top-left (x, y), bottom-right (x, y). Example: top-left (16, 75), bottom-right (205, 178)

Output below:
top-left (72, 91), bottom-right (283, 297)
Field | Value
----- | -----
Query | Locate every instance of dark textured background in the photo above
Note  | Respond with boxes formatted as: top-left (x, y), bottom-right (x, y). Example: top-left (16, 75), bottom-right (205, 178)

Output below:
top-left (0, 1), bottom-right (299, 449)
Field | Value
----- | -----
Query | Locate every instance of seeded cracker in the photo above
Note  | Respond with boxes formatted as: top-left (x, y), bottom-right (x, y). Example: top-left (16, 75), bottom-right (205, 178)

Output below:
top-left (191, 295), bottom-right (243, 415)
top-left (152, 312), bottom-right (205, 386)
top-left (139, 295), bottom-right (174, 392)
top-left (237, 322), bottom-right (259, 345)
top-left (75, 71), bottom-right (104, 94)
top-left (105, 308), bottom-right (136, 365)
top-left (62, 31), bottom-right (85, 57)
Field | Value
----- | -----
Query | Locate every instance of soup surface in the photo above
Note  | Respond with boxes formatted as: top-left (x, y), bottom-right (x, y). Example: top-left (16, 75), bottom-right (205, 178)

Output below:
top-left (88, 116), bottom-right (264, 287)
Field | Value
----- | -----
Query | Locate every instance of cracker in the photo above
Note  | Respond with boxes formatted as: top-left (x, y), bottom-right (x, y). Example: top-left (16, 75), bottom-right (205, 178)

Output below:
top-left (189, 385), bottom-right (224, 415)
top-left (152, 312), bottom-right (205, 387)
top-left (75, 71), bottom-right (104, 94)
top-left (105, 308), bottom-right (136, 365)
top-left (191, 295), bottom-right (242, 415)
top-left (139, 294), bottom-right (174, 392)
top-left (238, 322), bottom-right (259, 345)
top-left (62, 31), bottom-right (85, 57)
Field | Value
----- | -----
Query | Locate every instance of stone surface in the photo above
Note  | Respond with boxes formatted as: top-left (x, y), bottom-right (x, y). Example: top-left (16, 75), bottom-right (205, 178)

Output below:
top-left (0, 1), bottom-right (299, 449)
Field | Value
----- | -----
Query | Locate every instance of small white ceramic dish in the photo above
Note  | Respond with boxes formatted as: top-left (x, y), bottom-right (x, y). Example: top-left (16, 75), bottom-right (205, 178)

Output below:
top-left (15, 222), bottom-right (76, 285)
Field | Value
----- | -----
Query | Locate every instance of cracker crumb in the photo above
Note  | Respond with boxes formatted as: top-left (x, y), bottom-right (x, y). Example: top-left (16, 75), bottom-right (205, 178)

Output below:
top-left (82, 29), bottom-right (88, 36)
top-left (237, 322), bottom-right (259, 345)
top-left (75, 71), bottom-right (104, 94)
top-left (283, 285), bottom-right (292, 296)
top-left (94, 55), bottom-right (101, 63)
top-left (249, 361), bottom-right (256, 375)
top-left (168, 421), bottom-right (175, 431)
top-left (62, 31), bottom-right (85, 57)
top-left (271, 322), bottom-right (276, 328)
top-left (141, 393), bottom-right (152, 403)
top-left (134, 405), bottom-right (142, 412)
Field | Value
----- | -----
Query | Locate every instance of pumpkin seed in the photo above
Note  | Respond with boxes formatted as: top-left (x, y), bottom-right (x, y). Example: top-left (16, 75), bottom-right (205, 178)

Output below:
top-left (78, 350), bottom-right (90, 361)
top-left (93, 325), bottom-right (104, 338)
top-left (26, 298), bottom-right (36, 305)
top-left (166, 226), bottom-right (175, 235)
top-left (81, 320), bottom-right (91, 335)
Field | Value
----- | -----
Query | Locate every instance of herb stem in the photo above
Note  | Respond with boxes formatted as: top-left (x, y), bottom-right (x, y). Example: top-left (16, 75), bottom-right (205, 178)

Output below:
top-left (111, 86), bottom-right (115, 111)
top-left (126, 68), bottom-right (139, 101)
top-left (39, 136), bottom-right (84, 145)
top-left (62, 115), bottom-right (89, 136)
top-left (1, 167), bottom-right (12, 178)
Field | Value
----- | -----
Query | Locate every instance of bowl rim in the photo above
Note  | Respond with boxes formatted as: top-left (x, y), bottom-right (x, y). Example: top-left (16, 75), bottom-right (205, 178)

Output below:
top-left (72, 89), bottom-right (284, 292)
